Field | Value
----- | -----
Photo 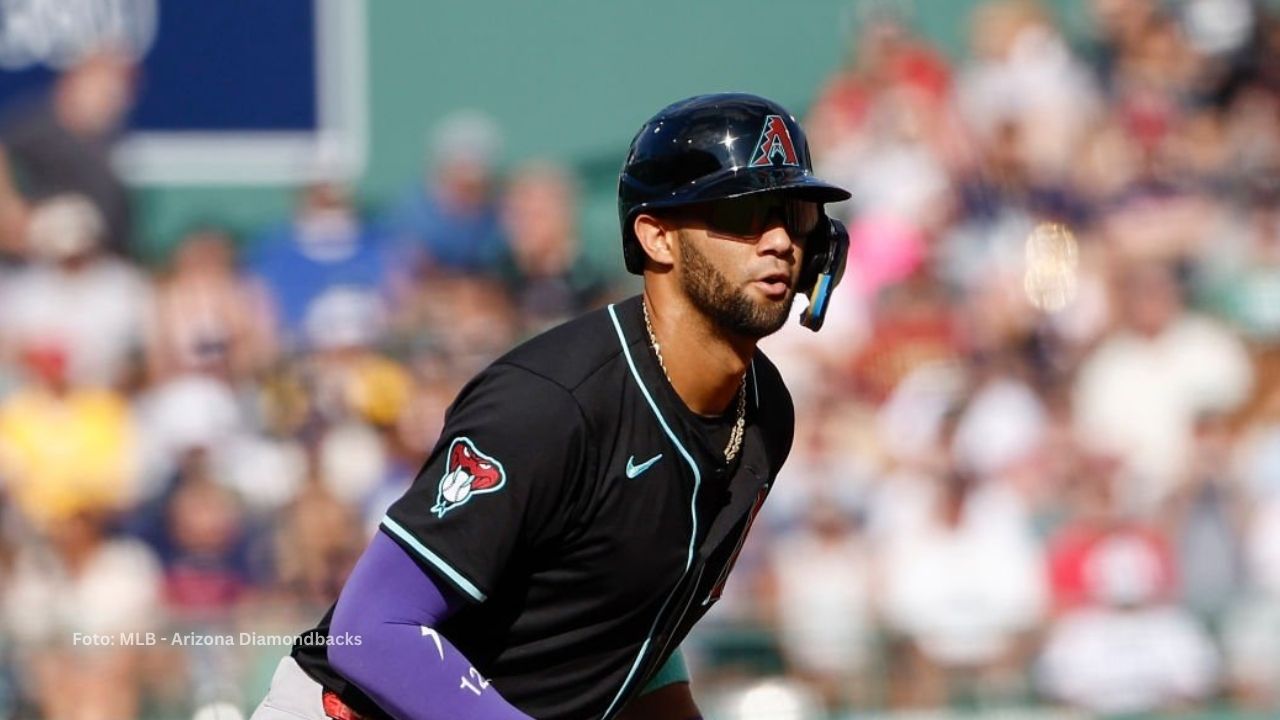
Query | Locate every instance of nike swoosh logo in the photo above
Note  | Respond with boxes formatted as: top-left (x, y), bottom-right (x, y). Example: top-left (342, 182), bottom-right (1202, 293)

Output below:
top-left (420, 626), bottom-right (444, 660)
top-left (625, 453), bottom-right (663, 479)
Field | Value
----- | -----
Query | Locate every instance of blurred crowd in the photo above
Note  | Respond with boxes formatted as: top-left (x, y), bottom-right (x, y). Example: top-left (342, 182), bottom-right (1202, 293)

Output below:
top-left (2, 0), bottom-right (1280, 718)
top-left (0, 47), bottom-right (615, 720)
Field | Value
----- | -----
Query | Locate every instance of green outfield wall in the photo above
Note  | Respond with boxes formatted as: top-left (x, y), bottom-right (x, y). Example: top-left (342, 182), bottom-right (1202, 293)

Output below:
top-left (131, 0), bottom-right (1093, 265)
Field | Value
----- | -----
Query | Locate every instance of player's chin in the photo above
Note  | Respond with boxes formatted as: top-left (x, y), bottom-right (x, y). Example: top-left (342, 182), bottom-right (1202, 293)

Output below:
top-left (741, 295), bottom-right (794, 337)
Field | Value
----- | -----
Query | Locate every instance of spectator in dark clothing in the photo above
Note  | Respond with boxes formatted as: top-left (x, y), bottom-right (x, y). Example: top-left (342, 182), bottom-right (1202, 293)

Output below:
top-left (0, 49), bottom-right (137, 259)
top-left (498, 161), bottom-right (606, 334)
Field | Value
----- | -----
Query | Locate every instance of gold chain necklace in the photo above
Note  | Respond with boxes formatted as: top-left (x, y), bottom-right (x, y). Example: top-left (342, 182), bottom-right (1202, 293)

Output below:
top-left (643, 300), bottom-right (746, 463)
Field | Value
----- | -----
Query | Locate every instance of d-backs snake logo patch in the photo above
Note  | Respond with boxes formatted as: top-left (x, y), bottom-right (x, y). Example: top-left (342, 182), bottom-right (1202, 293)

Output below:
top-left (432, 437), bottom-right (507, 517)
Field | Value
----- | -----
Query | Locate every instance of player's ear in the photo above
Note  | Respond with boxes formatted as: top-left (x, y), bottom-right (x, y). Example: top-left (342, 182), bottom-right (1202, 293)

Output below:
top-left (633, 213), bottom-right (677, 271)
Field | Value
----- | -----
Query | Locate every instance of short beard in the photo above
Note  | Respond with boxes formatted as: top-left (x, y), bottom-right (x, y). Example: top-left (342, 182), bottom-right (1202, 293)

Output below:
top-left (678, 231), bottom-right (795, 338)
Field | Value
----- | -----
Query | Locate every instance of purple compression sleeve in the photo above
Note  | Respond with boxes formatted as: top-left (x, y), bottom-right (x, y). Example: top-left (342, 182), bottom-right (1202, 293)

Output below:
top-left (328, 532), bottom-right (533, 720)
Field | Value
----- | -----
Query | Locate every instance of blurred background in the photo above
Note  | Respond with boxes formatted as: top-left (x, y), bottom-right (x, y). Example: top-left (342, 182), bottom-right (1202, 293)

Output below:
top-left (2, 0), bottom-right (1280, 718)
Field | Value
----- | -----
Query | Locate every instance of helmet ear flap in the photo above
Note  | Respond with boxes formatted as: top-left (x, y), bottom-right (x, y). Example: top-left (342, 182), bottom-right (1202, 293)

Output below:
top-left (798, 215), bottom-right (849, 332)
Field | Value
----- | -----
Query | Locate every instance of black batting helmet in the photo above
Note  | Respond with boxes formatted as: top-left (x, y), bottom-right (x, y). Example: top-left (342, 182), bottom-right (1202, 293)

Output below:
top-left (617, 92), bottom-right (853, 330)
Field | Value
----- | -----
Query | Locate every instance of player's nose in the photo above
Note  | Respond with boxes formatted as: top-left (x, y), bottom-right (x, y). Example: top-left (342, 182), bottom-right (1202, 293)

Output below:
top-left (756, 223), bottom-right (795, 259)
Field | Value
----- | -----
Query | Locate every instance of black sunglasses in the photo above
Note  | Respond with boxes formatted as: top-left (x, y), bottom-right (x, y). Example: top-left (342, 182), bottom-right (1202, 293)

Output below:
top-left (674, 196), bottom-right (821, 239)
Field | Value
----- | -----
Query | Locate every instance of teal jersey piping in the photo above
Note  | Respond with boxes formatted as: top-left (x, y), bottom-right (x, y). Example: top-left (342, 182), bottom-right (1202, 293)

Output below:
top-left (601, 303), bottom-right (702, 719)
top-left (380, 515), bottom-right (487, 603)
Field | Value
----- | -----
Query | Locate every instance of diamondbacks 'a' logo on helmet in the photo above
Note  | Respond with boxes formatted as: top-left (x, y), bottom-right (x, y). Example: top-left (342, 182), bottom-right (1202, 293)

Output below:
top-left (749, 115), bottom-right (800, 168)
top-left (432, 437), bottom-right (507, 517)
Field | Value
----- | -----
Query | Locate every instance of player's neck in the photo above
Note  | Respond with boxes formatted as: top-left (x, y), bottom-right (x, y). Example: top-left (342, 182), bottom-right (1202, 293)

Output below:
top-left (642, 290), bottom-right (752, 417)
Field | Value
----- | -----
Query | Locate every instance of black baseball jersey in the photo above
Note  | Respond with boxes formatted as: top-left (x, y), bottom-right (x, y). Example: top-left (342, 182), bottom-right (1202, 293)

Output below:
top-left (293, 295), bottom-right (795, 720)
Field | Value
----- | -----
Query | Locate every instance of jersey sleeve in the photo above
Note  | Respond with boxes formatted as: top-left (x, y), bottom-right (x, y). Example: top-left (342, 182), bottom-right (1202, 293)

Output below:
top-left (381, 362), bottom-right (589, 603)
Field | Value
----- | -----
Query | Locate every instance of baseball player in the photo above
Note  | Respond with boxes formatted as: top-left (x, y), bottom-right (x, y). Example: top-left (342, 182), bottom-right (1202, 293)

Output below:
top-left (251, 92), bottom-right (851, 720)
